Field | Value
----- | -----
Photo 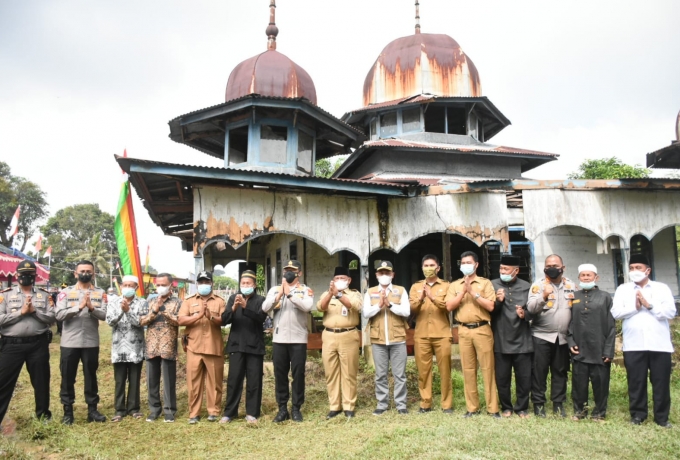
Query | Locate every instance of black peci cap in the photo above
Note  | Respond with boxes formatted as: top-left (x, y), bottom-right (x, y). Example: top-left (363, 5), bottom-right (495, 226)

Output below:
top-left (500, 255), bottom-right (521, 267)
top-left (333, 266), bottom-right (349, 277)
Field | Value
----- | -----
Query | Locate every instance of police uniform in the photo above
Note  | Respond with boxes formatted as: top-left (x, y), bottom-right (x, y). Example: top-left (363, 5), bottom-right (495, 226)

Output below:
top-left (262, 260), bottom-right (314, 421)
top-left (0, 260), bottom-right (56, 425)
top-left (55, 280), bottom-right (108, 422)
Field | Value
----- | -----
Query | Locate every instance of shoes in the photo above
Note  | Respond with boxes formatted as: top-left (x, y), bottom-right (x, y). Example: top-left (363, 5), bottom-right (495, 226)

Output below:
top-left (630, 417), bottom-right (643, 425)
top-left (502, 410), bottom-right (513, 418)
top-left (553, 404), bottom-right (566, 418)
top-left (163, 415), bottom-right (175, 423)
top-left (517, 411), bottom-right (529, 419)
top-left (146, 414), bottom-right (158, 422)
top-left (418, 407), bottom-right (432, 413)
top-left (273, 409), bottom-right (290, 423)
top-left (463, 411), bottom-right (480, 418)
top-left (207, 415), bottom-right (218, 422)
top-left (291, 408), bottom-right (303, 423)
top-left (326, 410), bottom-right (342, 419)
top-left (87, 410), bottom-right (107, 423)
top-left (188, 417), bottom-right (199, 425)
top-left (344, 411), bottom-right (355, 419)
top-left (657, 421), bottom-right (672, 429)
top-left (534, 405), bottom-right (546, 418)
top-left (442, 409), bottom-right (454, 414)
top-left (245, 415), bottom-right (258, 424)
top-left (489, 412), bottom-right (501, 419)
top-left (62, 405), bottom-right (74, 426)
top-left (372, 409), bottom-right (386, 416)
top-left (398, 409), bottom-right (408, 415)
top-left (572, 411), bottom-right (587, 421)
top-left (219, 416), bottom-right (232, 424)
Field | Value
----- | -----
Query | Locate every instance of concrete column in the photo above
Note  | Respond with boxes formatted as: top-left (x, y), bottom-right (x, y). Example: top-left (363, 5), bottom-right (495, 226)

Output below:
top-left (360, 263), bottom-right (374, 368)
top-left (441, 233), bottom-right (452, 282)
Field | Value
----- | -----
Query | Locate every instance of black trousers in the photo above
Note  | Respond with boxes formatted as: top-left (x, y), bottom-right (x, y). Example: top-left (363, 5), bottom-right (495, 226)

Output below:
top-left (113, 361), bottom-right (143, 416)
top-left (571, 360), bottom-right (611, 418)
top-left (146, 357), bottom-right (177, 418)
top-left (223, 352), bottom-right (264, 418)
top-left (0, 335), bottom-right (51, 424)
top-left (495, 352), bottom-right (532, 413)
top-left (624, 351), bottom-right (672, 424)
top-left (272, 343), bottom-right (306, 409)
top-left (531, 337), bottom-right (569, 406)
top-left (60, 347), bottom-right (100, 407)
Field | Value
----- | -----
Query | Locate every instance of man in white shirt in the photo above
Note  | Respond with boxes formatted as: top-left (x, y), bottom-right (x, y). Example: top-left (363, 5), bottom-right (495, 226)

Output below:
top-left (612, 254), bottom-right (676, 428)
top-left (363, 261), bottom-right (410, 415)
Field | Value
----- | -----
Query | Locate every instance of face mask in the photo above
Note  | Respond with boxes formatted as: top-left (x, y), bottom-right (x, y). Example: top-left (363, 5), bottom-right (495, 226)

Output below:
top-left (240, 286), bottom-right (254, 296)
top-left (377, 275), bottom-right (392, 286)
top-left (629, 270), bottom-right (648, 283)
top-left (18, 274), bottom-right (36, 286)
top-left (156, 286), bottom-right (170, 297)
top-left (544, 267), bottom-right (563, 280)
top-left (77, 273), bottom-right (93, 284)
top-left (283, 272), bottom-right (297, 284)
top-left (500, 274), bottom-right (514, 283)
top-left (460, 264), bottom-right (476, 276)
top-left (422, 267), bottom-right (437, 278)
top-left (197, 284), bottom-right (212, 296)
top-left (122, 287), bottom-right (136, 298)
top-left (334, 280), bottom-right (348, 291)
top-left (579, 281), bottom-right (596, 290)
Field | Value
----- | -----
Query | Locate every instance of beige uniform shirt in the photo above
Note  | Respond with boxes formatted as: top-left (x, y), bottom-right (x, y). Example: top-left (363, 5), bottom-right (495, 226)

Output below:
top-left (409, 279), bottom-right (451, 339)
top-left (56, 285), bottom-right (107, 348)
top-left (446, 277), bottom-right (496, 324)
top-left (179, 293), bottom-right (226, 356)
top-left (317, 289), bottom-right (362, 329)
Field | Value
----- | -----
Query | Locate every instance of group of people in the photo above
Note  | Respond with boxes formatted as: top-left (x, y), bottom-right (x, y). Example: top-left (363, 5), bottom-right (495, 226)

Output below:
top-left (0, 251), bottom-right (675, 428)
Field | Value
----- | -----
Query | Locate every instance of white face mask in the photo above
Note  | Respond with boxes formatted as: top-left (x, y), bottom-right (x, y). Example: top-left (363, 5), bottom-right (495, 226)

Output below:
top-left (334, 280), bottom-right (348, 291)
top-left (156, 286), bottom-right (170, 296)
top-left (629, 270), bottom-right (648, 283)
top-left (460, 263), bottom-right (476, 276)
top-left (377, 275), bottom-right (392, 286)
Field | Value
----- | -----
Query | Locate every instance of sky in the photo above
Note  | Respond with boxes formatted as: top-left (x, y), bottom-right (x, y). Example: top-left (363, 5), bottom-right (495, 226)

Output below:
top-left (1, 0), bottom-right (679, 279)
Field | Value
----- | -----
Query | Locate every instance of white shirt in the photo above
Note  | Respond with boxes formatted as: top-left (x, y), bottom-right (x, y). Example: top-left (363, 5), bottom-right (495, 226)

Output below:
top-left (362, 284), bottom-right (410, 346)
top-left (611, 280), bottom-right (676, 352)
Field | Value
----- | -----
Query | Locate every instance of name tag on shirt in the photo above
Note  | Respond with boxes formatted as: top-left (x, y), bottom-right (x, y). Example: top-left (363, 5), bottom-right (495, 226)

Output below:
top-left (341, 307), bottom-right (348, 317)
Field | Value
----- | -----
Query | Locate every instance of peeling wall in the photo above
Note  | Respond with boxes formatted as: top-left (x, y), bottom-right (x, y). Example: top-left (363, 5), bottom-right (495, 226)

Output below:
top-left (652, 226), bottom-right (680, 296)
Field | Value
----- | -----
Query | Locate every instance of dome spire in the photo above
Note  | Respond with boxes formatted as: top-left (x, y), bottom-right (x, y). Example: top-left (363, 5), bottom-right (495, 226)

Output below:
top-left (415, 1), bottom-right (421, 34)
top-left (266, 0), bottom-right (279, 50)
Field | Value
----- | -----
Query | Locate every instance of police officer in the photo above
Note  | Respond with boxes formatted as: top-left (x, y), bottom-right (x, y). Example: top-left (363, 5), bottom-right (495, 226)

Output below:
top-left (56, 260), bottom-right (108, 425)
top-left (262, 260), bottom-right (314, 423)
top-left (0, 259), bottom-right (56, 427)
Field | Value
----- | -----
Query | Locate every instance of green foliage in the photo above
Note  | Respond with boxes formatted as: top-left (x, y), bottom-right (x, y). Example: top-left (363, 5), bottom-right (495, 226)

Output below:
top-left (0, 161), bottom-right (49, 251)
top-left (314, 156), bottom-right (347, 178)
top-left (213, 275), bottom-right (237, 290)
top-left (40, 204), bottom-right (118, 286)
top-left (256, 264), bottom-right (266, 294)
top-left (568, 157), bottom-right (650, 179)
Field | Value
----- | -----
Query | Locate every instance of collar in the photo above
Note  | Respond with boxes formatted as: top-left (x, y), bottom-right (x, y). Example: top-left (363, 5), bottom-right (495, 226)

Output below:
top-left (16, 285), bottom-right (36, 294)
top-left (379, 284), bottom-right (393, 292)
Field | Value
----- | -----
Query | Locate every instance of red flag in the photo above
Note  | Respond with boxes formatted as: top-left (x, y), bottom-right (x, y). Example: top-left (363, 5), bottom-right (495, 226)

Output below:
top-left (44, 246), bottom-right (52, 258)
top-left (34, 235), bottom-right (42, 252)
top-left (5, 205), bottom-right (20, 239)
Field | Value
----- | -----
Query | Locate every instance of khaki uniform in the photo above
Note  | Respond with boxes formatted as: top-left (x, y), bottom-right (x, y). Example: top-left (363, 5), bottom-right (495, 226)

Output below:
top-left (179, 293), bottom-right (226, 418)
top-left (447, 277), bottom-right (498, 413)
top-left (318, 289), bottom-right (362, 411)
top-left (409, 278), bottom-right (452, 410)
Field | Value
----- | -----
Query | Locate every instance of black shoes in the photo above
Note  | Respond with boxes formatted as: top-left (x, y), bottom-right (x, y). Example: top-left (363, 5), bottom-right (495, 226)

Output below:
top-left (291, 407), bottom-right (303, 423)
top-left (553, 404), bottom-right (566, 418)
top-left (418, 407), bottom-right (432, 413)
top-left (273, 409), bottom-right (290, 423)
top-left (62, 405), bottom-right (74, 426)
top-left (534, 405), bottom-right (546, 418)
top-left (326, 410), bottom-right (342, 419)
top-left (657, 421), bottom-right (673, 429)
top-left (398, 409), bottom-right (408, 415)
top-left (344, 411), bottom-right (355, 419)
top-left (489, 412), bottom-right (501, 419)
top-left (463, 411), bottom-right (480, 418)
top-left (442, 409), bottom-right (454, 414)
top-left (87, 409), bottom-right (107, 423)
top-left (372, 409), bottom-right (386, 416)
top-left (631, 417), bottom-right (643, 425)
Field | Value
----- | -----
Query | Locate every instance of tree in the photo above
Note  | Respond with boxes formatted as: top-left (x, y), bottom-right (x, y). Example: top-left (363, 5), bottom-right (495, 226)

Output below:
top-left (567, 157), bottom-right (650, 179)
top-left (213, 275), bottom-right (238, 291)
top-left (68, 232), bottom-right (111, 278)
top-left (0, 161), bottom-right (49, 251)
top-left (314, 156), bottom-right (347, 178)
top-left (41, 204), bottom-right (119, 286)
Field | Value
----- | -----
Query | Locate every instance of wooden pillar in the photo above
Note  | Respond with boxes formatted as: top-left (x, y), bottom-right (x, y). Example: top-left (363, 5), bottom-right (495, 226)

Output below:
top-left (441, 233), bottom-right (452, 282)
top-left (360, 263), bottom-right (374, 368)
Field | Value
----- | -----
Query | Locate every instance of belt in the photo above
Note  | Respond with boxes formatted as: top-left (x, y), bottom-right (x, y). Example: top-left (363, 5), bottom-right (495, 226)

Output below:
top-left (461, 321), bottom-right (489, 329)
top-left (325, 327), bottom-right (359, 333)
top-left (0, 331), bottom-right (49, 344)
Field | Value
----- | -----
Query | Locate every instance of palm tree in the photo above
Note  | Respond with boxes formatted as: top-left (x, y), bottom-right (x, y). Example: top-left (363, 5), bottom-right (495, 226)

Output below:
top-left (68, 232), bottom-right (111, 285)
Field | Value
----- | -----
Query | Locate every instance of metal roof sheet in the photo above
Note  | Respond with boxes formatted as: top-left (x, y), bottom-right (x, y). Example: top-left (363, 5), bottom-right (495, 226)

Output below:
top-left (362, 138), bottom-right (558, 158)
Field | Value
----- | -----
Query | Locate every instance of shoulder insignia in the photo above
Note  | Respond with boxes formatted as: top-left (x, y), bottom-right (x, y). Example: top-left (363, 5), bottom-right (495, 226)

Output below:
top-left (531, 285), bottom-right (540, 294)
top-left (58, 291), bottom-right (67, 301)
top-left (1, 287), bottom-right (11, 293)
top-left (307, 288), bottom-right (314, 296)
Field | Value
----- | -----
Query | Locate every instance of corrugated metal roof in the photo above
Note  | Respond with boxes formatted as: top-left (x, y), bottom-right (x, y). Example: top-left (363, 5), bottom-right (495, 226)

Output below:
top-left (362, 138), bottom-right (558, 158)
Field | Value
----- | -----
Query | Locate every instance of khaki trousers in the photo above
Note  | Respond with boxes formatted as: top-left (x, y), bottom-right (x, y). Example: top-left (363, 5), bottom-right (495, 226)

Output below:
top-left (186, 350), bottom-right (223, 418)
top-left (414, 336), bottom-right (452, 410)
top-left (459, 324), bottom-right (499, 413)
top-left (322, 329), bottom-right (360, 411)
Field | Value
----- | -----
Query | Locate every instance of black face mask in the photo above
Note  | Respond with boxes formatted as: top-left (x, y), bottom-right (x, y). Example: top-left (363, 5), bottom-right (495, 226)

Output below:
top-left (77, 273), bottom-right (93, 284)
top-left (283, 272), bottom-right (297, 284)
top-left (544, 267), bottom-right (563, 280)
top-left (18, 274), bottom-right (36, 286)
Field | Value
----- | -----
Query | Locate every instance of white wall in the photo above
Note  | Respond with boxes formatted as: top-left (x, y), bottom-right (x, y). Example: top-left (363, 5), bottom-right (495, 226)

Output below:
top-left (533, 225), bottom-right (617, 293)
top-left (652, 226), bottom-right (680, 296)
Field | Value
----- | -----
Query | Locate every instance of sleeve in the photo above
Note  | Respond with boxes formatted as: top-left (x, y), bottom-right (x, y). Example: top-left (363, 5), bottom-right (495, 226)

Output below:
top-left (139, 297), bottom-right (157, 327)
top-left (611, 285), bottom-right (638, 320)
top-left (289, 287), bottom-right (313, 312)
top-left (362, 291), bottom-right (380, 319)
top-left (648, 283), bottom-right (677, 321)
top-left (315, 290), bottom-right (331, 312)
top-left (262, 287), bottom-right (280, 313)
top-left (409, 283), bottom-right (422, 314)
top-left (33, 292), bottom-right (57, 325)
top-left (348, 290), bottom-right (363, 311)
top-left (128, 299), bottom-right (144, 327)
top-left (567, 313), bottom-right (576, 349)
top-left (106, 298), bottom-right (124, 326)
top-left (55, 290), bottom-right (80, 321)
top-left (0, 294), bottom-right (22, 327)
top-left (242, 296), bottom-right (268, 323)
top-left (526, 283), bottom-right (546, 315)
top-left (178, 299), bottom-right (190, 317)
top-left (162, 298), bottom-right (181, 326)
top-left (390, 288), bottom-right (411, 318)
top-left (222, 295), bottom-right (235, 325)
top-left (604, 294), bottom-right (616, 359)
top-left (482, 280), bottom-right (496, 302)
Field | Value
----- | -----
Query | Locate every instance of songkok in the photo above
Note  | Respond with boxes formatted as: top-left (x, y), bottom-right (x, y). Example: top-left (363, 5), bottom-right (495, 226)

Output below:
top-left (629, 254), bottom-right (650, 266)
top-left (334, 266), bottom-right (349, 277)
top-left (577, 264), bottom-right (597, 274)
top-left (122, 275), bottom-right (139, 284)
top-left (241, 270), bottom-right (257, 280)
top-left (500, 255), bottom-right (521, 267)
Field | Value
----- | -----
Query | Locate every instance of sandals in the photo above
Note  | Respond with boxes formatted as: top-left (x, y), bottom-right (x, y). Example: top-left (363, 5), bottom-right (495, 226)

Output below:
top-left (111, 415), bottom-right (123, 422)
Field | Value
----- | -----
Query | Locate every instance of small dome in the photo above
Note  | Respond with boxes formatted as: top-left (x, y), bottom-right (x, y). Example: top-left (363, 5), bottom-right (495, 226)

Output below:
top-left (225, 50), bottom-right (317, 105)
top-left (363, 33), bottom-right (481, 106)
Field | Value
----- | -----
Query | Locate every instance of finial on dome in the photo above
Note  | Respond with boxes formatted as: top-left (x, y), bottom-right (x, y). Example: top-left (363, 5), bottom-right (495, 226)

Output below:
top-left (266, 0), bottom-right (279, 50)
top-left (415, 1), bottom-right (421, 34)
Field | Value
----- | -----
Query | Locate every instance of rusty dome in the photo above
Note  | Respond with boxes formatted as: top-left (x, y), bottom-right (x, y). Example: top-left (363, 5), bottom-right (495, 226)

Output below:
top-left (363, 33), bottom-right (482, 107)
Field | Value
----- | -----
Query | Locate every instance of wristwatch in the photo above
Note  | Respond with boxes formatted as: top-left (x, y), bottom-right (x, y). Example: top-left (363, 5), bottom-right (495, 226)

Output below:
top-left (286, 293), bottom-right (293, 299)
top-left (474, 293), bottom-right (481, 299)
top-left (336, 292), bottom-right (343, 299)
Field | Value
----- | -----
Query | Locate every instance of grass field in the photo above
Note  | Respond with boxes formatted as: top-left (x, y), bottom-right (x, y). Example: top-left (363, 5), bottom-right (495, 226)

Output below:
top-left (1, 325), bottom-right (680, 459)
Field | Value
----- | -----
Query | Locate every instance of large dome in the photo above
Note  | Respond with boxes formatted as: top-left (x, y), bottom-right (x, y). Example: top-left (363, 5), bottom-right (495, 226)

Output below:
top-left (225, 49), bottom-right (317, 105)
top-left (363, 33), bottom-right (481, 106)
